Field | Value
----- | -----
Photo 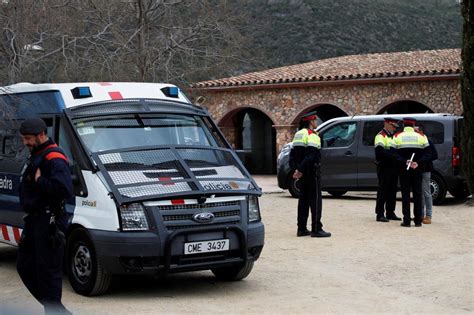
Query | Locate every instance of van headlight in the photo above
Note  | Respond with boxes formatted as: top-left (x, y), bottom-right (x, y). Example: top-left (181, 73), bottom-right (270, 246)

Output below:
top-left (119, 203), bottom-right (149, 231)
top-left (248, 195), bottom-right (261, 223)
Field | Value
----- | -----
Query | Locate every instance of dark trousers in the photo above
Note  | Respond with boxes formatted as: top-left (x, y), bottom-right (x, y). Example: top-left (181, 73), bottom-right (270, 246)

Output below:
top-left (399, 171), bottom-right (423, 225)
top-left (17, 213), bottom-right (68, 314)
top-left (297, 173), bottom-right (323, 231)
top-left (375, 165), bottom-right (398, 217)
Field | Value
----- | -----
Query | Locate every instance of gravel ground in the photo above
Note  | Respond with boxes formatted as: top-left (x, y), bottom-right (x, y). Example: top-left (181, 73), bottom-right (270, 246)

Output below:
top-left (0, 192), bottom-right (472, 314)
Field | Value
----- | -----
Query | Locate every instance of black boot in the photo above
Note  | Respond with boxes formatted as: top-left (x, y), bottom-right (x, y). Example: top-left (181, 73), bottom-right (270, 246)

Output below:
top-left (311, 229), bottom-right (331, 238)
top-left (297, 229), bottom-right (311, 237)
top-left (386, 213), bottom-right (402, 221)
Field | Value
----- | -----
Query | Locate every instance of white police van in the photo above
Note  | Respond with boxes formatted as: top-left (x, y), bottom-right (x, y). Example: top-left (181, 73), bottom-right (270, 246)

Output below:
top-left (0, 82), bottom-right (264, 296)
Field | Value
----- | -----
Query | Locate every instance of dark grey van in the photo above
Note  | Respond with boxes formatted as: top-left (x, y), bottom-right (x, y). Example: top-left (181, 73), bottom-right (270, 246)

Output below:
top-left (277, 114), bottom-right (469, 205)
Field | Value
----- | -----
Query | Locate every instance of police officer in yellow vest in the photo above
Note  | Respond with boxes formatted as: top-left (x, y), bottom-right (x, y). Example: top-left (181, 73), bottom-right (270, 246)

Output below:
top-left (289, 111), bottom-right (331, 238)
top-left (374, 118), bottom-right (402, 222)
top-left (390, 117), bottom-right (430, 227)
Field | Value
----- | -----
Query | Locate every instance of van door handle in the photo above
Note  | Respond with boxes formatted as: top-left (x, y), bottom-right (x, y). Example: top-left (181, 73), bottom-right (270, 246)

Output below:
top-left (344, 150), bottom-right (353, 156)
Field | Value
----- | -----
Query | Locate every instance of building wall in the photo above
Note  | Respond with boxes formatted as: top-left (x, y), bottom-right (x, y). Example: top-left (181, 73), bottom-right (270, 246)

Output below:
top-left (194, 78), bottom-right (462, 155)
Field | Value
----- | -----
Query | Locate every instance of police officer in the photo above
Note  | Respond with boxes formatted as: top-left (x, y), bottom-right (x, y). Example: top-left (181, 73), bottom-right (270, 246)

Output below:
top-left (17, 118), bottom-right (72, 314)
top-left (374, 118), bottom-right (402, 222)
top-left (390, 117), bottom-right (430, 227)
top-left (290, 111), bottom-right (331, 238)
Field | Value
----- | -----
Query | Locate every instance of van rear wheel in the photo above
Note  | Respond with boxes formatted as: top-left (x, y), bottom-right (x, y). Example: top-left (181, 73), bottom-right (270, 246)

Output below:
top-left (66, 228), bottom-right (112, 296)
top-left (211, 261), bottom-right (254, 281)
top-left (431, 173), bottom-right (447, 205)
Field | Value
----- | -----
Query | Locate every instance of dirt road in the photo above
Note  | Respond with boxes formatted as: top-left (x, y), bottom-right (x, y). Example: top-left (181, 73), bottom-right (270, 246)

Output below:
top-left (0, 192), bottom-right (472, 314)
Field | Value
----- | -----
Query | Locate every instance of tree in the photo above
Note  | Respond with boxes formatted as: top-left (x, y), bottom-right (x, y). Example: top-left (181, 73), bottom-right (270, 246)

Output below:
top-left (0, 0), bottom-right (249, 85)
top-left (461, 0), bottom-right (474, 193)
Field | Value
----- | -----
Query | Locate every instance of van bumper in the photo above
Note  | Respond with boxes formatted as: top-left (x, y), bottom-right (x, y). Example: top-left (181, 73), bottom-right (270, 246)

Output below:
top-left (88, 223), bottom-right (264, 275)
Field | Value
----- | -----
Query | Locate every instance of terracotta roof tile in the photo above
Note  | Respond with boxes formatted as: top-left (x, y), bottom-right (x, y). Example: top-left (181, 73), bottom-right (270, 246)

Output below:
top-left (192, 49), bottom-right (461, 88)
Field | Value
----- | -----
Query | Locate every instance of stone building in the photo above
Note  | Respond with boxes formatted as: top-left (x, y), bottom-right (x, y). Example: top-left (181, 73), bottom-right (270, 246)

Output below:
top-left (189, 49), bottom-right (462, 174)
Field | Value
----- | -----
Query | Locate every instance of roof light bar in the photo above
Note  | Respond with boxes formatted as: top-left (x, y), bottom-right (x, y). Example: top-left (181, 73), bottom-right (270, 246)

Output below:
top-left (71, 87), bottom-right (92, 99)
top-left (161, 86), bottom-right (179, 98)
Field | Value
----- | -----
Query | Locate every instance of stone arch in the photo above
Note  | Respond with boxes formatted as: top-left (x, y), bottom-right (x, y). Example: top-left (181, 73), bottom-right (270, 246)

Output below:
top-left (376, 99), bottom-right (434, 114)
top-left (218, 107), bottom-right (276, 174)
top-left (291, 103), bottom-right (349, 125)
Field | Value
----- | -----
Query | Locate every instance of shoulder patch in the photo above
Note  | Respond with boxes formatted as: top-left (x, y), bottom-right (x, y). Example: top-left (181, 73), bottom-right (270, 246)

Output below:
top-left (45, 152), bottom-right (68, 163)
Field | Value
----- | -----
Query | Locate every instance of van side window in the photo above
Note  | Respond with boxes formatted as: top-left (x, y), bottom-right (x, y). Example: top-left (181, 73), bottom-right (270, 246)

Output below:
top-left (321, 122), bottom-right (357, 148)
top-left (58, 120), bottom-right (75, 165)
top-left (362, 121), bottom-right (384, 146)
top-left (2, 135), bottom-right (18, 156)
top-left (417, 121), bottom-right (444, 144)
top-left (0, 121), bottom-right (21, 158)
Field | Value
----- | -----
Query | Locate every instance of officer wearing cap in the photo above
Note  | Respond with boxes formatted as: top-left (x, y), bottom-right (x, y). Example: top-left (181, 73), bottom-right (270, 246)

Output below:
top-left (390, 117), bottom-right (430, 227)
top-left (374, 118), bottom-right (402, 222)
top-left (16, 118), bottom-right (72, 314)
top-left (289, 111), bottom-right (331, 238)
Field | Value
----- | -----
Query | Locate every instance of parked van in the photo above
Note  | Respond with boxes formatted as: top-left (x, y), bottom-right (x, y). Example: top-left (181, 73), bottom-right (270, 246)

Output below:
top-left (277, 113), bottom-right (469, 205)
top-left (0, 82), bottom-right (264, 296)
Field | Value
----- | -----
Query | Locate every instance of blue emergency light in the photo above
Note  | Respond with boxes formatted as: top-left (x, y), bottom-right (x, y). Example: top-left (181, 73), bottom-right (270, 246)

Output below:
top-left (71, 86), bottom-right (92, 99)
top-left (161, 86), bottom-right (179, 98)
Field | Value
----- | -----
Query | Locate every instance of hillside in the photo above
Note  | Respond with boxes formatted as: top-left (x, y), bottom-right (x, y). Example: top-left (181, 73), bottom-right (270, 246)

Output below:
top-left (227, 0), bottom-right (463, 77)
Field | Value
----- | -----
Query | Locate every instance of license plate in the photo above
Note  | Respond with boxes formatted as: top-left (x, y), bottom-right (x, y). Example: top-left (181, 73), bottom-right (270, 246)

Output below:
top-left (184, 239), bottom-right (229, 255)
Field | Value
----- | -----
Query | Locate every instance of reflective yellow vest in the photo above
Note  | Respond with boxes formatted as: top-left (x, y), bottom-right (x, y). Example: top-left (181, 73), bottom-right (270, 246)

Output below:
top-left (374, 129), bottom-right (392, 149)
top-left (390, 126), bottom-right (429, 149)
top-left (292, 128), bottom-right (321, 149)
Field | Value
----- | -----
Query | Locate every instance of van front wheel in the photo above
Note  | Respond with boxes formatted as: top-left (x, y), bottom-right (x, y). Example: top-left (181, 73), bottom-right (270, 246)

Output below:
top-left (211, 261), bottom-right (254, 281)
top-left (66, 228), bottom-right (112, 296)
top-left (288, 178), bottom-right (301, 198)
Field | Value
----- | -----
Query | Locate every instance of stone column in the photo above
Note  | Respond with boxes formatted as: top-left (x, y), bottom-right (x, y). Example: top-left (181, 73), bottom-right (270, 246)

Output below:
top-left (219, 126), bottom-right (239, 149)
top-left (274, 124), bottom-right (298, 155)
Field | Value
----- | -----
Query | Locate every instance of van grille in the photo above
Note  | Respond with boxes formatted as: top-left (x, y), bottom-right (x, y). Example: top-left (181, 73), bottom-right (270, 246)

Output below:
top-left (156, 201), bottom-right (240, 211)
top-left (153, 200), bottom-right (242, 231)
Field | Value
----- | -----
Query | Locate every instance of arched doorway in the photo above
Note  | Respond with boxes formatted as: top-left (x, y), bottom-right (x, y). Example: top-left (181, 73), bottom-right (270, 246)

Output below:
top-left (219, 108), bottom-right (276, 174)
top-left (377, 100), bottom-right (434, 114)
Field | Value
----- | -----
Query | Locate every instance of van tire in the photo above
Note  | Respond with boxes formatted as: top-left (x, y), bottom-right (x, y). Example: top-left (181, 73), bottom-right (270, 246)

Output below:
top-left (327, 190), bottom-right (347, 197)
top-left (66, 228), bottom-right (112, 296)
top-left (288, 177), bottom-right (301, 198)
top-left (211, 261), bottom-right (254, 281)
top-left (431, 173), bottom-right (447, 205)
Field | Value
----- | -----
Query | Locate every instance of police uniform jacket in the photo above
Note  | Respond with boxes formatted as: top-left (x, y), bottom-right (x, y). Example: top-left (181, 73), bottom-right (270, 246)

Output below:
top-left (374, 128), bottom-right (397, 168)
top-left (20, 138), bottom-right (73, 214)
top-left (390, 126), bottom-right (430, 172)
top-left (289, 128), bottom-right (321, 174)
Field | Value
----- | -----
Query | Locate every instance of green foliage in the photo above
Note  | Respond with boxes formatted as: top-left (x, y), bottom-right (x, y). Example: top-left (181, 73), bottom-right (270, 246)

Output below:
top-left (233, 0), bottom-right (462, 71)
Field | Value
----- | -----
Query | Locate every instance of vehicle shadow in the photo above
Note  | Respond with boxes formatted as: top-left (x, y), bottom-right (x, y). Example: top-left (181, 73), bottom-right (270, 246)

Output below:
top-left (91, 271), bottom-right (256, 299)
top-left (0, 245), bottom-right (252, 300)
top-left (0, 246), bottom-right (18, 264)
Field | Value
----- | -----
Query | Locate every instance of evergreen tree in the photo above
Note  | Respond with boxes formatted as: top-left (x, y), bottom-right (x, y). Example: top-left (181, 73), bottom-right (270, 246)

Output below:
top-left (461, 0), bottom-right (474, 193)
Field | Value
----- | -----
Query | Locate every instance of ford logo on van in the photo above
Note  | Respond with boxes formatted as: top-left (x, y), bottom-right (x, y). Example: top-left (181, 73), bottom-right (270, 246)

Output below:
top-left (193, 212), bottom-right (215, 223)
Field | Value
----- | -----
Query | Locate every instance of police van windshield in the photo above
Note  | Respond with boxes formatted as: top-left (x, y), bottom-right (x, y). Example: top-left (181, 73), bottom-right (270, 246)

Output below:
top-left (73, 114), bottom-right (221, 153)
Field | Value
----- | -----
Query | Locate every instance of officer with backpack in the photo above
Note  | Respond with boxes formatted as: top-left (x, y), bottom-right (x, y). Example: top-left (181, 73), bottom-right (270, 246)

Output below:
top-left (17, 118), bottom-right (72, 314)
